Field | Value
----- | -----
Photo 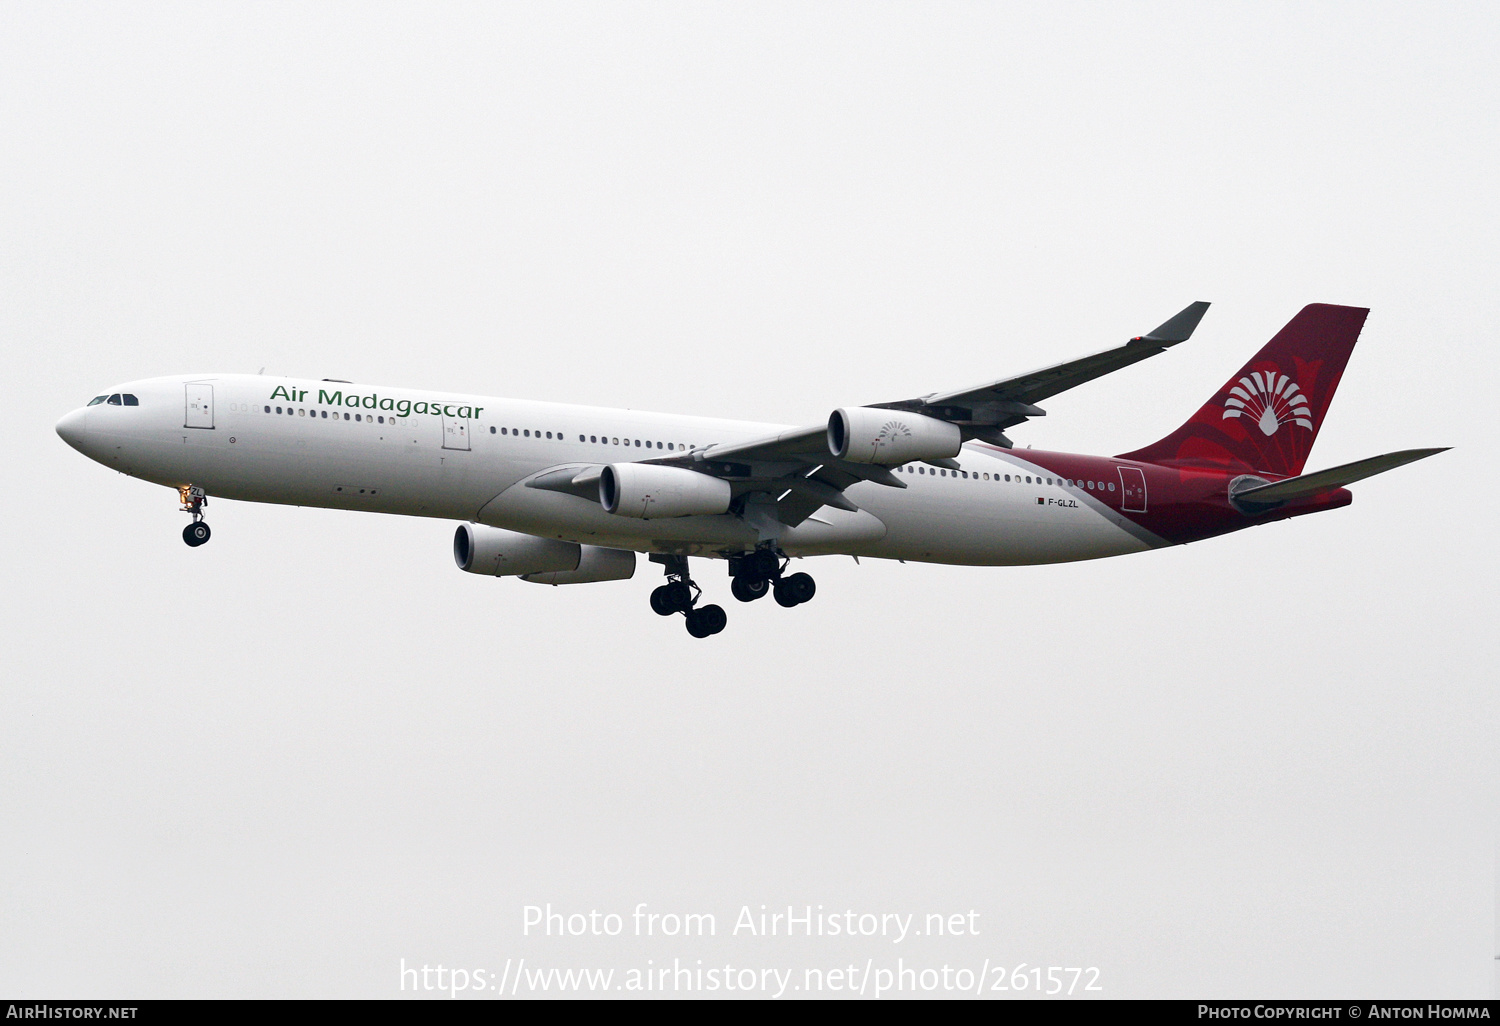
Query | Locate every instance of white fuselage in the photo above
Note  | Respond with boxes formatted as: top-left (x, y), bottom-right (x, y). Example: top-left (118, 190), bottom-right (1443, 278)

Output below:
top-left (57, 374), bottom-right (1163, 566)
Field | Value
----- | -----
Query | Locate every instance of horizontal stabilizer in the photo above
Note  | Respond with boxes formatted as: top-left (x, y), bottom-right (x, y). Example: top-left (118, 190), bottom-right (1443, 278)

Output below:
top-left (1231, 447), bottom-right (1449, 507)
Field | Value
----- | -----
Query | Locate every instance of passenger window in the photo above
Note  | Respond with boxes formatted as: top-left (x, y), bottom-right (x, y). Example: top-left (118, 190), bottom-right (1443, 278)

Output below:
top-left (264, 406), bottom-right (270, 413)
top-left (343, 413), bottom-right (350, 421)
top-left (276, 406), bottom-right (283, 414)
top-left (123, 394), bottom-right (139, 406)
top-left (667, 443), bottom-right (674, 450)
top-left (1108, 482), bottom-right (1115, 491)
top-left (490, 426), bottom-right (496, 434)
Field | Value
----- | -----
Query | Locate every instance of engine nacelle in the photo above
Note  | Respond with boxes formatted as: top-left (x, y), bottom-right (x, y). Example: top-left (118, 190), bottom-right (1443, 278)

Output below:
top-left (599, 463), bottom-right (733, 519)
top-left (522, 546), bottom-right (636, 585)
top-left (454, 524), bottom-right (579, 577)
top-left (827, 407), bottom-right (963, 465)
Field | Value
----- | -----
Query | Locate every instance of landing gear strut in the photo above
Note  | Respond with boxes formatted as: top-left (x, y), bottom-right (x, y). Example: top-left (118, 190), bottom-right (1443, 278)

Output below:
top-left (179, 485), bottom-right (211, 547)
top-left (729, 548), bottom-right (816, 608)
top-left (649, 555), bottom-right (727, 638)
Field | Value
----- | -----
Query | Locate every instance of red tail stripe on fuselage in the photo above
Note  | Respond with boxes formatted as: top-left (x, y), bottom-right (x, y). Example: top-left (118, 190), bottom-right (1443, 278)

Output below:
top-left (974, 445), bottom-right (1352, 547)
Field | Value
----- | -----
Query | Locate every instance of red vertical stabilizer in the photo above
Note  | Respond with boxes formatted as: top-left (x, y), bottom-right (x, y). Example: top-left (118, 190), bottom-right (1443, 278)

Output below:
top-left (1117, 303), bottom-right (1368, 477)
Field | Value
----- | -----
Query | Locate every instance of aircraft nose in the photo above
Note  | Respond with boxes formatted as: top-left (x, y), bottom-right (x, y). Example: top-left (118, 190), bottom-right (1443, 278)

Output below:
top-left (55, 408), bottom-right (89, 451)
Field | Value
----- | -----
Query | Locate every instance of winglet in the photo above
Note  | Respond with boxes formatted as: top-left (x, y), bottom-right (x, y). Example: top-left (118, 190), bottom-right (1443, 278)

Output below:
top-left (1135, 301), bottom-right (1211, 344)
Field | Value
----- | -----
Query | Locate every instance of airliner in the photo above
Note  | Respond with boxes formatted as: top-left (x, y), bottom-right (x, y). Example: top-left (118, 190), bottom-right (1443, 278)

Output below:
top-left (55, 303), bottom-right (1444, 638)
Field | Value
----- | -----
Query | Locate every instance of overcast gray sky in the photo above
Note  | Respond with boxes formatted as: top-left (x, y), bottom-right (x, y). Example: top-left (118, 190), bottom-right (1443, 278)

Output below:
top-left (2, 1), bottom-right (1495, 999)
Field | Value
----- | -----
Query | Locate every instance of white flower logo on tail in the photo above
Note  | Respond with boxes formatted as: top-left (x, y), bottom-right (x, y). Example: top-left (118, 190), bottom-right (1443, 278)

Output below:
top-left (1222, 371), bottom-right (1313, 436)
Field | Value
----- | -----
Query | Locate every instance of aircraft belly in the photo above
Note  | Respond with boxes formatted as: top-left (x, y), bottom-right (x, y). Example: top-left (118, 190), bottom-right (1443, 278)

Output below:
top-left (478, 482), bottom-right (758, 553)
top-left (856, 485), bottom-right (1152, 565)
top-left (777, 508), bottom-right (887, 555)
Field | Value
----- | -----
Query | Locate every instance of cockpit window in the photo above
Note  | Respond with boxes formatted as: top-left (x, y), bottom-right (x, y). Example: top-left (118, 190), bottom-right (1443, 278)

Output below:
top-left (122, 394), bottom-right (138, 406)
top-left (87, 395), bottom-right (107, 406)
top-left (107, 394), bottom-right (122, 405)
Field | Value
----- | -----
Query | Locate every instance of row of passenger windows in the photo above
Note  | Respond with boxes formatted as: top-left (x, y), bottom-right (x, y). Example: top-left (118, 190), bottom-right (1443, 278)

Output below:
top-left (263, 405), bottom-right (398, 424)
top-left (87, 394), bottom-right (138, 406)
top-left (252, 407), bottom-right (699, 449)
top-left (487, 425), bottom-right (696, 450)
top-left (893, 464), bottom-right (1117, 491)
top-left (245, 404), bottom-right (700, 448)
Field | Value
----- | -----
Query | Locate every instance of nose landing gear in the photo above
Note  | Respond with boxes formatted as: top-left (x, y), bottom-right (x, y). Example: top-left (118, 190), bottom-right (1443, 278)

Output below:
top-left (179, 485), bottom-right (211, 547)
top-left (649, 555), bottom-right (727, 638)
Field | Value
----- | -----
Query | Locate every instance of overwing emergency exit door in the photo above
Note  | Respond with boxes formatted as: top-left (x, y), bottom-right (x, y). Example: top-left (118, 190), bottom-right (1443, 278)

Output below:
top-left (184, 383), bottom-right (215, 429)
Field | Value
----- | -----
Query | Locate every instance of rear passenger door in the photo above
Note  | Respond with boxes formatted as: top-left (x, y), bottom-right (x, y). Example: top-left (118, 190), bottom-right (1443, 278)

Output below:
top-left (1118, 466), bottom-right (1147, 512)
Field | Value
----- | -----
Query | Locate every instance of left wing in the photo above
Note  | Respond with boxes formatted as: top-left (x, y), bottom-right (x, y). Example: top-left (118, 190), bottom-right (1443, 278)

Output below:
top-left (866, 300), bottom-right (1210, 447)
top-left (536, 302), bottom-right (1211, 526)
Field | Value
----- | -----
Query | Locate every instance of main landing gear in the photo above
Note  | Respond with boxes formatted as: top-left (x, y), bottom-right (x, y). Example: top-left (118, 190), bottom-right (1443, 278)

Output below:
top-left (179, 484), bottom-right (211, 547)
top-left (649, 555), bottom-right (727, 638)
top-left (649, 549), bottom-right (817, 639)
top-left (729, 549), bottom-right (816, 609)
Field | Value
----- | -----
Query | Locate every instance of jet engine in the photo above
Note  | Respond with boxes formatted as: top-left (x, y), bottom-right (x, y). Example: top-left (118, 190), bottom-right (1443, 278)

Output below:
top-left (827, 407), bottom-right (963, 465)
top-left (454, 524), bottom-right (581, 577)
top-left (454, 524), bottom-right (637, 584)
top-left (599, 463), bottom-right (732, 519)
top-left (521, 546), bottom-right (636, 585)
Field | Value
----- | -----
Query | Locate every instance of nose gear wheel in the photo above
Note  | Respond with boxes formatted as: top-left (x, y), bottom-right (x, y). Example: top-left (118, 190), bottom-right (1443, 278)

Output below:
top-left (178, 484), bottom-right (211, 547)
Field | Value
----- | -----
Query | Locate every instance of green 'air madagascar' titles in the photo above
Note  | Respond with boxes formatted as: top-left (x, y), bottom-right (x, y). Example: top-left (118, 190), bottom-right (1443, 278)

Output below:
top-left (267, 385), bottom-right (483, 420)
